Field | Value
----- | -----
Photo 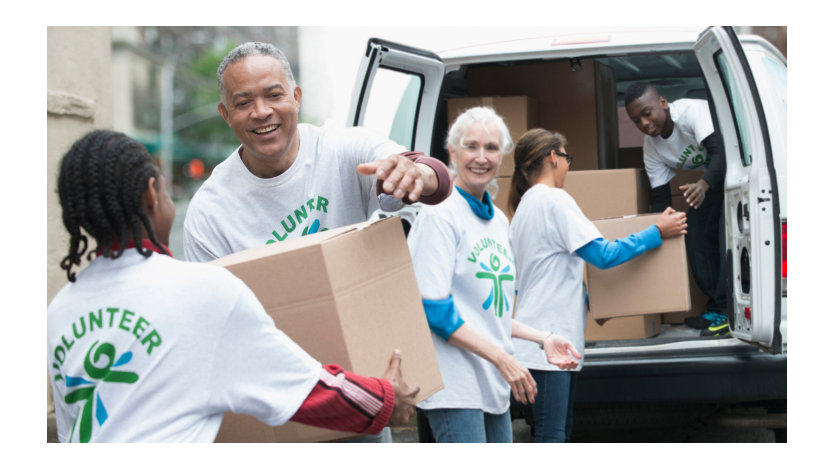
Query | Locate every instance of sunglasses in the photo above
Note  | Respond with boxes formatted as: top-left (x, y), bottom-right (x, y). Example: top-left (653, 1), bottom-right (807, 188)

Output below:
top-left (555, 151), bottom-right (573, 167)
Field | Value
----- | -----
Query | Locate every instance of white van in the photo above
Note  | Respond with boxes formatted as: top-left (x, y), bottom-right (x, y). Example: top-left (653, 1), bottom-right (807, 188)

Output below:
top-left (351, 26), bottom-right (786, 440)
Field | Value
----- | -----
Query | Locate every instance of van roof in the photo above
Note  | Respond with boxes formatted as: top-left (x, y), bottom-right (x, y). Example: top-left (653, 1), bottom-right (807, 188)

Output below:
top-left (433, 27), bottom-right (705, 63)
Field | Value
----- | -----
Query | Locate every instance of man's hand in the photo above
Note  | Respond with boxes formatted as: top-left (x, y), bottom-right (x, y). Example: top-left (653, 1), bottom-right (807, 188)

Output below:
top-left (542, 334), bottom-right (582, 370)
top-left (357, 154), bottom-right (438, 202)
top-left (680, 179), bottom-right (710, 209)
top-left (382, 349), bottom-right (419, 426)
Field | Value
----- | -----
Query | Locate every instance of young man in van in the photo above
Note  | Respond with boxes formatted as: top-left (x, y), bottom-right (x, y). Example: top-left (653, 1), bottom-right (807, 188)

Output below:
top-left (624, 82), bottom-right (728, 336)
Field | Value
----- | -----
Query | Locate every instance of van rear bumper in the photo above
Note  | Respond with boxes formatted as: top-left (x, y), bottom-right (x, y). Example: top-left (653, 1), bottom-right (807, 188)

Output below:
top-left (575, 347), bottom-right (787, 406)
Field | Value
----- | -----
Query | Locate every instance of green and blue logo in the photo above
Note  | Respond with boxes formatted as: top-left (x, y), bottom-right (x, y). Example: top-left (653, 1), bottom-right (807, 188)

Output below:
top-left (476, 253), bottom-right (514, 318)
top-left (63, 341), bottom-right (138, 442)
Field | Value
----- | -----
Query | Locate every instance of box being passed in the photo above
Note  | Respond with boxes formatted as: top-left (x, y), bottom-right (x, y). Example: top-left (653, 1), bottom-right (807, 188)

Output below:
top-left (210, 216), bottom-right (443, 442)
top-left (586, 214), bottom-right (691, 320)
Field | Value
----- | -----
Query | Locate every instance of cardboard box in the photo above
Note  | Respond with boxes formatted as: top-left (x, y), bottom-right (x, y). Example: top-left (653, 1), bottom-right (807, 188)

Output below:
top-left (662, 261), bottom-right (711, 324)
top-left (210, 217), bottom-right (443, 442)
top-left (562, 169), bottom-right (650, 220)
top-left (668, 169), bottom-right (705, 196)
top-left (586, 214), bottom-right (691, 320)
top-left (585, 314), bottom-right (662, 341)
top-left (447, 96), bottom-right (537, 177)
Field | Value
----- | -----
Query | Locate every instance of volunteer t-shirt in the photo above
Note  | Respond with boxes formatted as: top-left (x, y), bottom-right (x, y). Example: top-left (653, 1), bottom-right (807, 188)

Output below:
top-left (643, 98), bottom-right (715, 188)
top-left (183, 123), bottom-right (406, 261)
top-left (407, 189), bottom-right (515, 414)
top-left (47, 250), bottom-right (322, 442)
top-left (509, 184), bottom-right (601, 371)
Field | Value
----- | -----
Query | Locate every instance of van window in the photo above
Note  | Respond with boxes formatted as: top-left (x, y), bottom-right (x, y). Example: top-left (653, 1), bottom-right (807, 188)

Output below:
top-left (361, 67), bottom-right (422, 149)
top-left (715, 50), bottom-right (754, 167)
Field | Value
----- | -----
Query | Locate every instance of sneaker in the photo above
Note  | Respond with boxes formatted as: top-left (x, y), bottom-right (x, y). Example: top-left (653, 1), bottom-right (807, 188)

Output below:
top-left (700, 315), bottom-right (730, 337)
top-left (685, 312), bottom-right (722, 329)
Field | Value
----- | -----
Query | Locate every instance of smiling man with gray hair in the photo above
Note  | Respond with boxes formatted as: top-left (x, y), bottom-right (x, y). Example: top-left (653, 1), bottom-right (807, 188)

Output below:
top-left (182, 41), bottom-right (452, 443)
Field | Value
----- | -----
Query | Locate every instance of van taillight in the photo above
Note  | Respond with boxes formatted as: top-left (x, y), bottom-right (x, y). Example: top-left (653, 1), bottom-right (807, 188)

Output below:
top-left (781, 221), bottom-right (787, 294)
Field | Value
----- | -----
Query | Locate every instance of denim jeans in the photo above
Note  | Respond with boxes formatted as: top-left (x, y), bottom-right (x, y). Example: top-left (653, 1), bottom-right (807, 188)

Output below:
top-left (422, 408), bottom-right (512, 443)
top-left (529, 370), bottom-right (578, 443)
top-left (685, 186), bottom-right (727, 314)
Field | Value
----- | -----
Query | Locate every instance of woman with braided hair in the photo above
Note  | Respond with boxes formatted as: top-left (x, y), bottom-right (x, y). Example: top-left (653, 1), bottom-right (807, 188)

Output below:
top-left (48, 130), bottom-right (418, 442)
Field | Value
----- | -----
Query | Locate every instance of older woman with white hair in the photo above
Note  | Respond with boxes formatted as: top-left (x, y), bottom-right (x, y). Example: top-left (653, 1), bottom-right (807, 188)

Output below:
top-left (406, 107), bottom-right (581, 443)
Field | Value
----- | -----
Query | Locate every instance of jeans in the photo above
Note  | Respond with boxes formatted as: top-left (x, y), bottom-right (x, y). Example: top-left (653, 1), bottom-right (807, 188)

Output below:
top-left (685, 186), bottom-right (727, 314)
top-left (422, 408), bottom-right (512, 443)
top-left (529, 370), bottom-right (578, 443)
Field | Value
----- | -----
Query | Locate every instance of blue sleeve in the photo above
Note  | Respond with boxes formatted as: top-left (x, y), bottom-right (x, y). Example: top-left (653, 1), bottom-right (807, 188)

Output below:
top-left (576, 225), bottom-right (662, 269)
top-left (422, 295), bottom-right (465, 341)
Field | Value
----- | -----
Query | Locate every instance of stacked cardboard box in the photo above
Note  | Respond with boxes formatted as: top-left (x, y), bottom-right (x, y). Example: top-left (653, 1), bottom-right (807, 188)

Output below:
top-left (586, 314), bottom-right (662, 342)
top-left (562, 169), bottom-right (650, 219)
top-left (210, 217), bottom-right (443, 442)
top-left (559, 170), bottom-right (691, 340)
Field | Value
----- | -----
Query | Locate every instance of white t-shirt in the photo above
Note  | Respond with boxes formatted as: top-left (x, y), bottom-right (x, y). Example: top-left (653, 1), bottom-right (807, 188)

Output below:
top-left (407, 190), bottom-right (516, 414)
top-left (643, 98), bottom-right (715, 188)
top-left (183, 123), bottom-right (406, 261)
top-left (509, 184), bottom-right (601, 371)
top-left (47, 250), bottom-right (322, 442)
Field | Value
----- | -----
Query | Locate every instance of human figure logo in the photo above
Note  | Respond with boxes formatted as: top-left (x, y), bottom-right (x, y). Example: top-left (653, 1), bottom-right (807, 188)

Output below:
top-left (63, 341), bottom-right (138, 442)
top-left (475, 253), bottom-right (514, 317)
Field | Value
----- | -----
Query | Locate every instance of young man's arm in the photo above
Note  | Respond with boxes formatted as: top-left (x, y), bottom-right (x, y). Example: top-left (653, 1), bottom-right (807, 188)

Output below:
top-left (290, 351), bottom-right (419, 434)
top-left (700, 132), bottom-right (726, 191)
top-left (679, 132), bottom-right (725, 209)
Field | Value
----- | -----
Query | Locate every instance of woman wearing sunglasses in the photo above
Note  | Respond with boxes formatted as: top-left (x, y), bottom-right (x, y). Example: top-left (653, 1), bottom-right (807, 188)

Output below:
top-left (507, 128), bottom-right (688, 442)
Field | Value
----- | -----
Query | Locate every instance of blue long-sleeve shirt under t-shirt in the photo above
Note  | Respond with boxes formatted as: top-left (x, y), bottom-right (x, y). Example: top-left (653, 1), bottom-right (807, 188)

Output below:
top-left (575, 225), bottom-right (662, 269)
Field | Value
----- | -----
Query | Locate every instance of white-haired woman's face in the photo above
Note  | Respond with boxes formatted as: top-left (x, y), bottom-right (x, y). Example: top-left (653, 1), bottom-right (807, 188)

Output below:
top-left (449, 121), bottom-right (502, 198)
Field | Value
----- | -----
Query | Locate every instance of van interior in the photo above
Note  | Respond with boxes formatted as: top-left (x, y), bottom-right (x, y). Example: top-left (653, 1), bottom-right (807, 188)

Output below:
top-left (428, 51), bottom-right (717, 348)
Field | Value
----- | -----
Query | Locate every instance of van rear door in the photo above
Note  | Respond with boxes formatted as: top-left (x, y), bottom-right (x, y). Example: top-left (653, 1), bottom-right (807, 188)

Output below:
top-left (694, 26), bottom-right (783, 353)
top-left (348, 38), bottom-right (445, 153)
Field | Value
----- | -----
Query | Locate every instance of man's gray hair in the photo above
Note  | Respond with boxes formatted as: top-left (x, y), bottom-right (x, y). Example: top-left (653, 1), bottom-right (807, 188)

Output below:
top-left (217, 42), bottom-right (297, 102)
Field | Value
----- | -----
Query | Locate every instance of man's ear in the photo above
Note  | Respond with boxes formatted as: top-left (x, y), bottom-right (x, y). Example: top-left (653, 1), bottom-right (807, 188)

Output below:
top-left (293, 86), bottom-right (302, 111)
top-left (218, 102), bottom-right (231, 127)
top-left (144, 176), bottom-right (159, 214)
top-left (659, 96), bottom-right (669, 110)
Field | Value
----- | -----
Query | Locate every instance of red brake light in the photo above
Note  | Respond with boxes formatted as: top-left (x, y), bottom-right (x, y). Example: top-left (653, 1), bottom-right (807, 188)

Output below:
top-left (781, 222), bottom-right (787, 279)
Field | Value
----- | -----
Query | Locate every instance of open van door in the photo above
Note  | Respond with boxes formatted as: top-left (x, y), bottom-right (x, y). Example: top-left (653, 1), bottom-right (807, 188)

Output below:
top-left (694, 27), bottom-right (783, 353)
top-left (348, 39), bottom-right (445, 154)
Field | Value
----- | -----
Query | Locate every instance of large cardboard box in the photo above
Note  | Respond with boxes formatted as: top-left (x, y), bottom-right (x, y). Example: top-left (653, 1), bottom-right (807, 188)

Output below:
top-left (586, 214), bottom-right (691, 320)
top-left (562, 169), bottom-right (650, 220)
top-left (210, 217), bottom-right (443, 442)
top-left (585, 314), bottom-right (662, 341)
top-left (447, 96), bottom-right (537, 177)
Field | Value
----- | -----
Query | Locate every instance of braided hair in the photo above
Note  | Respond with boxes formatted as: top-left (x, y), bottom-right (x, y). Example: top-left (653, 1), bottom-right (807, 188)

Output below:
top-left (57, 130), bottom-right (167, 282)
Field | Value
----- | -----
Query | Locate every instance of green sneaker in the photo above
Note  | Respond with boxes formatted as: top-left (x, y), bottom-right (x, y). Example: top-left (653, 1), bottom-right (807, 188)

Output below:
top-left (685, 312), bottom-right (722, 329)
top-left (700, 315), bottom-right (730, 337)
